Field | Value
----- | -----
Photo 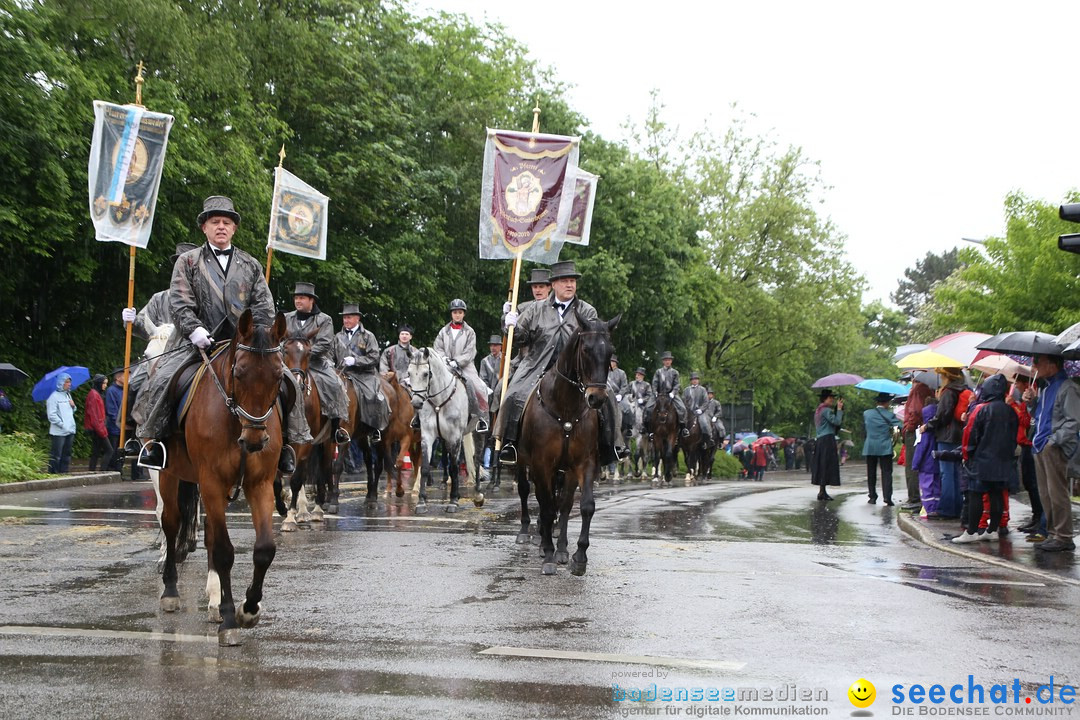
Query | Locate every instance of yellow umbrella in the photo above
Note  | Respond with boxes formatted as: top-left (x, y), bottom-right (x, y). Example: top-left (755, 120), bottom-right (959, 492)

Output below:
top-left (895, 349), bottom-right (966, 369)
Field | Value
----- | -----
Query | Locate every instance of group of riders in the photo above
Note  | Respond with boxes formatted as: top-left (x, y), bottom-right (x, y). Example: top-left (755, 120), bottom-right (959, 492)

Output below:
top-left (121, 195), bottom-right (727, 479)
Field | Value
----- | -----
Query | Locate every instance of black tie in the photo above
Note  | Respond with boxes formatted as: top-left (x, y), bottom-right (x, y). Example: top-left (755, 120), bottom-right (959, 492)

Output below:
top-left (213, 247), bottom-right (233, 257)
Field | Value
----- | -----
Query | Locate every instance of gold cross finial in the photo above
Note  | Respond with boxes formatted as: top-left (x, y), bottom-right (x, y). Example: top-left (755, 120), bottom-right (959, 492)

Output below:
top-left (278, 144), bottom-right (286, 167)
top-left (134, 60), bottom-right (146, 107)
top-left (531, 99), bottom-right (541, 134)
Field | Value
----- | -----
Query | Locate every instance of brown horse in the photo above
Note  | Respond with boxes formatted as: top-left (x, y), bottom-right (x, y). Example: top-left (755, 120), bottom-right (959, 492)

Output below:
top-left (648, 393), bottom-right (678, 486)
top-left (515, 310), bottom-right (620, 576)
top-left (158, 309), bottom-right (286, 646)
top-left (377, 371), bottom-right (419, 498)
top-left (679, 413), bottom-right (707, 486)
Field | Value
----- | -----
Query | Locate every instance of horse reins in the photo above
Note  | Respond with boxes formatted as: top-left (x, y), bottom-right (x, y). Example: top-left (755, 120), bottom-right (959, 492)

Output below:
top-left (537, 330), bottom-right (609, 469)
top-left (410, 357), bottom-right (460, 442)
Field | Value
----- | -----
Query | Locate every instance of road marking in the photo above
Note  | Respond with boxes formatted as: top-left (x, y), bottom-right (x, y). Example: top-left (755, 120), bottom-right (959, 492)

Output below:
top-left (0, 505), bottom-right (66, 513)
top-left (478, 646), bottom-right (745, 671)
top-left (958, 579), bottom-right (1045, 587)
top-left (0, 625), bottom-right (212, 644)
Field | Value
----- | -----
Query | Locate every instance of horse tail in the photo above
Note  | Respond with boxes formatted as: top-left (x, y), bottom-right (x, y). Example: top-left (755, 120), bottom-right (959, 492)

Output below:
top-left (176, 481), bottom-right (200, 561)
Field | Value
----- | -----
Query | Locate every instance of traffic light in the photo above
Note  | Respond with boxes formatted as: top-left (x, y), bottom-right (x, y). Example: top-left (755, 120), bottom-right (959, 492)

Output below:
top-left (1060, 204), bottom-right (1080, 254)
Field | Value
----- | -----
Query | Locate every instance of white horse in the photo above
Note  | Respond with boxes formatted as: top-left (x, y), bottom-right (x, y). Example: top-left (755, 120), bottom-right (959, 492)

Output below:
top-left (407, 348), bottom-right (474, 512)
top-left (629, 400), bottom-right (651, 479)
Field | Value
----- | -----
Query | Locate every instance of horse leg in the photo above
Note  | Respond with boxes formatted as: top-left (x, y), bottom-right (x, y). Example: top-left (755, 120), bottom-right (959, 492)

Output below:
top-left (311, 447), bottom-right (327, 522)
top-left (176, 481), bottom-right (200, 562)
top-left (554, 473), bottom-right (575, 565)
top-left (445, 441), bottom-right (461, 513)
top-left (415, 438), bottom-right (429, 513)
top-left (326, 441), bottom-right (342, 514)
top-left (570, 470), bottom-right (596, 576)
top-left (273, 472), bottom-right (288, 518)
top-left (158, 470), bottom-right (182, 613)
top-left (364, 440), bottom-right (378, 507)
top-left (200, 484), bottom-right (240, 646)
top-left (281, 461), bottom-right (303, 532)
top-left (516, 464), bottom-right (531, 544)
top-left (534, 476), bottom-right (558, 575)
top-left (236, 473), bottom-right (276, 633)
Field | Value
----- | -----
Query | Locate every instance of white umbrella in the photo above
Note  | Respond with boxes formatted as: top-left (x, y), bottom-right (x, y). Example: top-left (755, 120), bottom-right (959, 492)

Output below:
top-left (927, 332), bottom-right (992, 366)
top-left (1055, 320), bottom-right (1080, 347)
top-left (969, 354), bottom-right (1032, 379)
top-left (892, 344), bottom-right (928, 363)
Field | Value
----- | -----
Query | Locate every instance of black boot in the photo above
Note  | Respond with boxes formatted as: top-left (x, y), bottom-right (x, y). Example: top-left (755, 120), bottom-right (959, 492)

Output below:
top-left (137, 440), bottom-right (167, 470)
top-left (332, 418), bottom-right (351, 444)
top-left (278, 407), bottom-right (294, 474)
top-left (498, 401), bottom-right (523, 464)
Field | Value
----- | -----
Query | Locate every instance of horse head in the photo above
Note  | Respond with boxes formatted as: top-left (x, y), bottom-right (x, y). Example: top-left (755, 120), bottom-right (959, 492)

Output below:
top-left (229, 309), bottom-right (287, 453)
top-left (565, 310), bottom-right (621, 410)
top-left (282, 335), bottom-right (311, 385)
top-left (407, 347), bottom-right (431, 410)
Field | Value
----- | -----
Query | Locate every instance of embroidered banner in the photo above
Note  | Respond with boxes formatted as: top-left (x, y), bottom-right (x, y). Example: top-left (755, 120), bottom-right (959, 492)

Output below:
top-left (564, 169), bottom-right (597, 245)
top-left (266, 167), bottom-right (329, 261)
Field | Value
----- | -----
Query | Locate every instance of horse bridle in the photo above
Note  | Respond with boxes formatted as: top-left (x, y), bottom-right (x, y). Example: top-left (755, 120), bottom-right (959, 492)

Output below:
top-left (409, 355), bottom-right (458, 412)
top-left (551, 330), bottom-right (610, 395)
top-left (199, 342), bottom-right (280, 431)
top-left (283, 337), bottom-right (311, 395)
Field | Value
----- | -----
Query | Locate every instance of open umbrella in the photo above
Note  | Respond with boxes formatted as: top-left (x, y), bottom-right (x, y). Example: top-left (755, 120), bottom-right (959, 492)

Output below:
top-left (811, 372), bottom-right (864, 388)
top-left (1055, 321), bottom-right (1080, 348)
top-left (896, 349), bottom-right (966, 370)
top-left (0, 363), bottom-right (29, 386)
top-left (32, 366), bottom-right (90, 402)
top-left (755, 436), bottom-right (782, 445)
top-left (968, 354), bottom-right (1031, 379)
top-left (891, 344), bottom-right (929, 363)
top-left (976, 331), bottom-right (1063, 357)
top-left (855, 378), bottom-right (910, 396)
top-left (912, 370), bottom-right (941, 389)
top-left (927, 332), bottom-right (992, 366)
top-left (736, 432), bottom-right (758, 444)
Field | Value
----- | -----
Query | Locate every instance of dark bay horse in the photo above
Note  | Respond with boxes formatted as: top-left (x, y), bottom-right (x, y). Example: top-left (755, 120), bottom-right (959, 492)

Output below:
top-left (158, 309), bottom-right (286, 646)
top-left (377, 371), bottom-right (419, 498)
top-left (679, 414), bottom-right (707, 486)
top-left (648, 393), bottom-right (678, 486)
top-left (515, 310), bottom-right (620, 576)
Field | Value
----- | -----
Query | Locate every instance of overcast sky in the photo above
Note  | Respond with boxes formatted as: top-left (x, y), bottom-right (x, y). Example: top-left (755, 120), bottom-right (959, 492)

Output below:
top-left (416, 1), bottom-right (1080, 306)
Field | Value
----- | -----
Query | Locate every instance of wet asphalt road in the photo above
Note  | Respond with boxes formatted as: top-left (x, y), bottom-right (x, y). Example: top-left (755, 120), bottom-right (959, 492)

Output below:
top-left (0, 466), bottom-right (1077, 719)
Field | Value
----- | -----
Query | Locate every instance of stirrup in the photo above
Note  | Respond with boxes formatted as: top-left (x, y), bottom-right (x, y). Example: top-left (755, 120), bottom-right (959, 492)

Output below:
top-left (614, 446), bottom-right (630, 462)
top-left (680, 428), bottom-right (690, 438)
top-left (278, 445), bottom-right (296, 475)
top-left (410, 416), bottom-right (420, 430)
top-left (498, 443), bottom-right (517, 465)
top-left (335, 427), bottom-right (352, 444)
top-left (474, 417), bottom-right (489, 433)
top-left (136, 441), bottom-right (167, 470)
top-left (368, 429), bottom-right (381, 443)
top-left (123, 438), bottom-right (142, 455)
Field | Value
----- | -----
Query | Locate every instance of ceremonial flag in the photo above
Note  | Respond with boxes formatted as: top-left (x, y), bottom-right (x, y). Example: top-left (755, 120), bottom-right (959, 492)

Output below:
top-left (88, 101), bottom-right (174, 248)
top-left (266, 167), bottom-right (329, 261)
top-left (564, 169), bottom-right (597, 246)
top-left (478, 129), bottom-right (580, 264)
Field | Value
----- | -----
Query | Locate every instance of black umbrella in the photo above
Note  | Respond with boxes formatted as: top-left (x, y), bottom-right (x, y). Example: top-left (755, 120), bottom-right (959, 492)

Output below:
top-left (0, 362), bottom-right (29, 386)
top-left (976, 331), bottom-right (1063, 357)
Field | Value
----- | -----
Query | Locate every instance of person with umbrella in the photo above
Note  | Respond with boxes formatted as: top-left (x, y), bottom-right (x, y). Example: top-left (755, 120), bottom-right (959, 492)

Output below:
top-left (863, 392), bottom-right (901, 505)
top-left (901, 377), bottom-right (936, 511)
top-left (811, 389), bottom-right (844, 501)
top-left (1023, 352), bottom-right (1080, 552)
top-left (83, 373), bottom-right (114, 472)
top-left (920, 367), bottom-right (968, 519)
top-left (46, 373), bottom-right (77, 473)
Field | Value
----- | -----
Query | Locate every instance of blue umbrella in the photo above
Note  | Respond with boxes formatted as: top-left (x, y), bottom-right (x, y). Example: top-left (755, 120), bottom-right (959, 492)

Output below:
top-left (32, 366), bottom-right (90, 402)
top-left (855, 378), bottom-right (910, 397)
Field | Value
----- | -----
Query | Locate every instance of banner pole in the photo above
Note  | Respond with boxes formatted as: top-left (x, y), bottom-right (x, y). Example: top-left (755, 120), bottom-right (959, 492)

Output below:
top-left (494, 101), bottom-right (541, 454)
top-left (118, 61), bottom-right (147, 452)
top-left (265, 144), bottom-right (286, 283)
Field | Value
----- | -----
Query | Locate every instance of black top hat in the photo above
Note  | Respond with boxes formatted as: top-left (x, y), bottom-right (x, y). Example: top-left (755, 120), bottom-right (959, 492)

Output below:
top-left (397, 323), bottom-right (413, 334)
top-left (171, 242), bottom-right (198, 264)
top-left (706, 386), bottom-right (715, 394)
top-left (875, 392), bottom-right (894, 403)
top-left (487, 334), bottom-right (503, 345)
top-left (292, 282), bottom-right (318, 300)
top-left (111, 366), bottom-right (125, 376)
top-left (526, 268), bottom-right (552, 285)
top-left (635, 367), bottom-right (646, 375)
top-left (660, 351), bottom-right (674, 361)
top-left (548, 260), bottom-right (581, 281)
top-left (340, 303), bottom-right (361, 316)
top-left (610, 354), bottom-right (619, 363)
top-left (689, 371), bottom-right (701, 380)
top-left (196, 195), bottom-right (241, 226)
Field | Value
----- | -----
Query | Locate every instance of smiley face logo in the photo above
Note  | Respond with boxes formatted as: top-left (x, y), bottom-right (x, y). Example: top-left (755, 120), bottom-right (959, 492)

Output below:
top-left (848, 679), bottom-right (876, 708)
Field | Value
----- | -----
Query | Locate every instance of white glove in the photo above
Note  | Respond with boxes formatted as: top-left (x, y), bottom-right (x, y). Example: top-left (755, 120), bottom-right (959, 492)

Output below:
top-left (669, 391), bottom-right (675, 399)
top-left (449, 360), bottom-right (459, 369)
top-left (343, 356), bottom-right (356, 367)
top-left (122, 307), bottom-right (136, 324)
top-left (189, 327), bottom-right (213, 349)
top-left (696, 408), bottom-right (703, 415)
top-left (712, 416), bottom-right (717, 423)
top-left (505, 311), bottom-right (519, 327)
top-left (637, 399), bottom-right (644, 405)
top-left (502, 301), bottom-right (513, 314)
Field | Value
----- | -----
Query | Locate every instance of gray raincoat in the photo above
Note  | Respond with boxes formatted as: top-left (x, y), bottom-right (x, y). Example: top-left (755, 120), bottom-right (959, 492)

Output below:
top-left (336, 325), bottom-right (389, 431)
top-left (285, 310), bottom-right (349, 421)
top-left (433, 320), bottom-right (489, 420)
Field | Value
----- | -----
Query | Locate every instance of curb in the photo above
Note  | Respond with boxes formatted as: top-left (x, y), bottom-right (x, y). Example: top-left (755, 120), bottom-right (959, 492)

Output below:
top-left (0, 471), bottom-right (123, 495)
top-left (896, 510), bottom-right (1080, 588)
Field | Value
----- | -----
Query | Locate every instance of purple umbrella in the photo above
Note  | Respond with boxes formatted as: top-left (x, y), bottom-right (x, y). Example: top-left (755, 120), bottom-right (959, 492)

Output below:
top-left (811, 372), bottom-right (864, 388)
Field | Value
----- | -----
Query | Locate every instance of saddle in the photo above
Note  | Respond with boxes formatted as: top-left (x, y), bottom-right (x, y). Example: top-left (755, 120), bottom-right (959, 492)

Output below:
top-left (169, 343), bottom-right (229, 427)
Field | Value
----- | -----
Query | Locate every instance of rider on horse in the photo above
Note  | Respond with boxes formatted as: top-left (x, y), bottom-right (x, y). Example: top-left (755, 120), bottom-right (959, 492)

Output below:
top-left (497, 260), bottom-right (628, 465)
top-left (131, 196), bottom-right (311, 471)
top-left (704, 386), bottom-right (727, 447)
top-left (433, 299), bottom-right (490, 433)
top-left (629, 366), bottom-right (656, 415)
top-left (650, 351), bottom-right (687, 437)
top-left (606, 354), bottom-right (633, 438)
top-left (379, 323), bottom-right (415, 383)
top-left (683, 372), bottom-right (714, 446)
top-left (336, 302), bottom-right (389, 441)
top-left (284, 282), bottom-right (351, 445)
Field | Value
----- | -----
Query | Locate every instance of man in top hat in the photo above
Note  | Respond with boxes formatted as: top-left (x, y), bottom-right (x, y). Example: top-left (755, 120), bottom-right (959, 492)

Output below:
top-left (434, 298), bottom-right (489, 432)
top-left (285, 283), bottom-right (350, 444)
top-left (499, 260), bottom-right (627, 464)
top-left (606, 354), bottom-right (632, 436)
top-left (628, 366), bottom-right (655, 416)
top-left (497, 268), bottom-right (553, 394)
top-left (863, 392), bottom-right (901, 505)
top-left (337, 302), bottom-right (389, 440)
top-left (379, 323), bottom-right (415, 382)
top-left (683, 371), bottom-right (713, 446)
top-left (704, 386), bottom-right (726, 446)
top-left (650, 351), bottom-right (687, 436)
top-left (131, 196), bottom-right (310, 470)
top-left (479, 334), bottom-right (504, 397)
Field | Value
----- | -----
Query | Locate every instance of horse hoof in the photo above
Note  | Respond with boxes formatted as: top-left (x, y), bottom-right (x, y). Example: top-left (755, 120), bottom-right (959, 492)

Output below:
top-left (445, 502), bottom-right (459, 514)
top-left (296, 511), bottom-right (312, 524)
top-left (311, 506), bottom-right (325, 523)
top-left (555, 550), bottom-right (569, 565)
top-left (218, 628), bottom-right (243, 647)
top-left (415, 502), bottom-right (429, 515)
top-left (281, 518), bottom-right (298, 532)
top-left (160, 595), bottom-right (180, 613)
top-left (651, 479), bottom-right (660, 488)
top-left (541, 562), bottom-right (557, 576)
top-left (326, 503), bottom-right (339, 515)
top-left (395, 488), bottom-right (405, 498)
top-left (236, 602), bottom-right (261, 629)
top-left (472, 493), bottom-right (485, 508)
top-left (208, 606), bottom-right (223, 623)
top-left (516, 532), bottom-right (530, 544)
top-left (365, 494), bottom-right (378, 508)
top-left (570, 558), bottom-right (587, 576)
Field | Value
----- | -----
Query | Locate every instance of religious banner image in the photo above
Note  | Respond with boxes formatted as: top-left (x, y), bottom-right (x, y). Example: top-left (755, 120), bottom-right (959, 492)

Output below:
top-left (88, 101), bottom-right (174, 248)
top-left (267, 167), bottom-right (329, 261)
top-left (478, 129), bottom-right (580, 263)
top-left (564, 169), bottom-right (597, 246)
